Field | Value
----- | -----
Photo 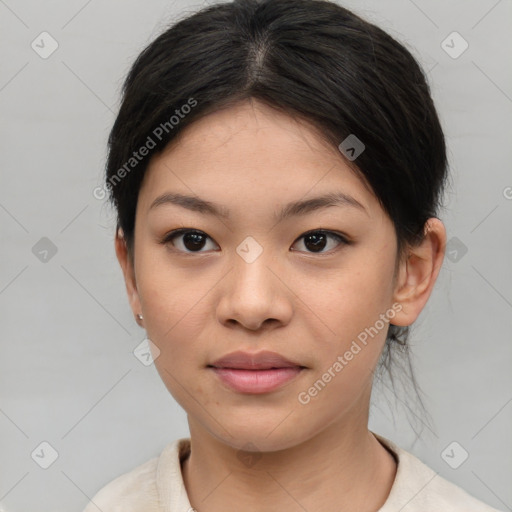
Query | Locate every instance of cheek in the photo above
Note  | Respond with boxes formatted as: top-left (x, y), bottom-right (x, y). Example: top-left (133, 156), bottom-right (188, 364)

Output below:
top-left (135, 251), bottom-right (211, 373)
top-left (308, 249), bottom-right (396, 389)
top-left (141, 279), bottom-right (207, 360)
top-left (323, 251), bottom-right (396, 333)
top-left (136, 242), bottom-right (203, 323)
top-left (141, 276), bottom-right (211, 411)
top-left (297, 269), bottom-right (396, 416)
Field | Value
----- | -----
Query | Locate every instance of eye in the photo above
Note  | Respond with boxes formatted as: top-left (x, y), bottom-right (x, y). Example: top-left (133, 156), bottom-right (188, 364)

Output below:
top-left (161, 229), bottom-right (218, 253)
top-left (291, 230), bottom-right (348, 254)
top-left (160, 228), bottom-right (349, 255)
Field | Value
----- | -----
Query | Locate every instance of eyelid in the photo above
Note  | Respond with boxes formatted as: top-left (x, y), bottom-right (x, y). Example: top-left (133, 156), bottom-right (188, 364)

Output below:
top-left (297, 229), bottom-right (350, 244)
top-left (290, 229), bottom-right (350, 256)
top-left (160, 228), bottom-right (206, 242)
top-left (160, 228), bottom-right (220, 250)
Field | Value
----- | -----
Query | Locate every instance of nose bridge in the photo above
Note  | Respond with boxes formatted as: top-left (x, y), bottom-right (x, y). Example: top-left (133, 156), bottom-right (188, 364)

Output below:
top-left (231, 236), bottom-right (276, 299)
top-left (216, 235), bottom-right (291, 329)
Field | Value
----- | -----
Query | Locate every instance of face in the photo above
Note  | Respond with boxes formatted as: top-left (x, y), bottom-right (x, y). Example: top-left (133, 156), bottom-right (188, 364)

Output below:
top-left (122, 99), bottom-right (409, 452)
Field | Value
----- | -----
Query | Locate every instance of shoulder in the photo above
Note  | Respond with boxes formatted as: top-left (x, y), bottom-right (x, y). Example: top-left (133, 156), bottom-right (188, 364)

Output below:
top-left (82, 438), bottom-right (189, 512)
top-left (82, 457), bottom-right (160, 512)
top-left (373, 433), bottom-right (503, 512)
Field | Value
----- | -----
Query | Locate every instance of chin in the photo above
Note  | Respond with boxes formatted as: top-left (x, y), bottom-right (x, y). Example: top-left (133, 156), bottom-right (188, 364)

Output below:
top-left (202, 412), bottom-right (314, 453)
top-left (216, 430), bottom-right (303, 453)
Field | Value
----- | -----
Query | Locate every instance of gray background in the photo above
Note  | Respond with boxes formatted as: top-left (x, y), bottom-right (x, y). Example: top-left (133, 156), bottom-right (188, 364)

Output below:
top-left (1, 1), bottom-right (511, 511)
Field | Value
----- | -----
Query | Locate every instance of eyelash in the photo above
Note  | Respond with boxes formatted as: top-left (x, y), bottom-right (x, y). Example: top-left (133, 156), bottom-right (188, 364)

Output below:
top-left (159, 228), bottom-right (350, 255)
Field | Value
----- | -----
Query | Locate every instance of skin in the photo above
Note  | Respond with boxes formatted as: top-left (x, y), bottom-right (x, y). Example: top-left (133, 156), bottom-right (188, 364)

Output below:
top-left (115, 98), bottom-right (446, 512)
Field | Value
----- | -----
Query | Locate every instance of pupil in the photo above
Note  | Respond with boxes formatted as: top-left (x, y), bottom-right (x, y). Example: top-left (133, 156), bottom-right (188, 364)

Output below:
top-left (184, 232), bottom-right (205, 251)
top-left (305, 233), bottom-right (326, 252)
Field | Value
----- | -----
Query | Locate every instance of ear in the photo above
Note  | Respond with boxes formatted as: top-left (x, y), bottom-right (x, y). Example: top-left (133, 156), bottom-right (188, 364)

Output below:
top-left (115, 228), bottom-right (143, 327)
top-left (391, 218), bottom-right (446, 327)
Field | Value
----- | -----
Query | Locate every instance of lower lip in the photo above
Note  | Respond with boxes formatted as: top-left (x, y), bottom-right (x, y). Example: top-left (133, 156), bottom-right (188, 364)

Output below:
top-left (210, 367), bottom-right (303, 393)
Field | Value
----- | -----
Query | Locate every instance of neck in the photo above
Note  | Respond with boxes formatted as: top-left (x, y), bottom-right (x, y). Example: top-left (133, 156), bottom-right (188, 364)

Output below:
top-left (181, 408), bottom-right (397, 512)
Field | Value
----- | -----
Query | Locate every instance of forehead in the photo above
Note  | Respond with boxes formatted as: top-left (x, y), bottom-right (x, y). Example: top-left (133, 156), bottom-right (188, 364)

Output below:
top-left (157, 99), bottom-right (343, 166)
top-left (138, 99), bottom-right (378, 218)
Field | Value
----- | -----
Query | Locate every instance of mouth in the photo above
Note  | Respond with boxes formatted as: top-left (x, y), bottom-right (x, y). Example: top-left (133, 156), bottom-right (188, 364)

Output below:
top-left (207, 350), bottom-right (306, 394)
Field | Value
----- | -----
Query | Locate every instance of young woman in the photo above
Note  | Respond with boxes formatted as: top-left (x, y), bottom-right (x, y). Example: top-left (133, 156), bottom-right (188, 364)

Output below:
top-left (84, 0), bottom-right (502, 510)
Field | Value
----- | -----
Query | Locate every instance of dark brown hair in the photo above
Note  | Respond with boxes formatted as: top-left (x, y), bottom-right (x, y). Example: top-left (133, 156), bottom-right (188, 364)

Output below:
top-left (105, 0), bottom-right (448, 433)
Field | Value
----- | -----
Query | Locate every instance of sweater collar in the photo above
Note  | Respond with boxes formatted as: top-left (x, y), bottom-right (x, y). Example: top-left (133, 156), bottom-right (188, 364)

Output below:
top-left (155, 432), bottom-right (431, 512)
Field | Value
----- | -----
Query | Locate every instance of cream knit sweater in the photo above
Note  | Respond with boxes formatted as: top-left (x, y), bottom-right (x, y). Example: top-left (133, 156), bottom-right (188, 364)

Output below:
top-left (83, 433), bottom-right (502, 512)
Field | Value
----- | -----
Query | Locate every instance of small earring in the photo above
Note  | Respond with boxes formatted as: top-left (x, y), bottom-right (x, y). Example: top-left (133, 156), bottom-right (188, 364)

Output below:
top-left (137, 313), bottom-right (143, 321)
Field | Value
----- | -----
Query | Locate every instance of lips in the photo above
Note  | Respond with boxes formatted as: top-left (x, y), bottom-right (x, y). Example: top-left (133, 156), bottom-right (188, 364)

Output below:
top-left (208, 350), bottom-right (306, 394)
top-left (209, 350), bottom-right (303, 370)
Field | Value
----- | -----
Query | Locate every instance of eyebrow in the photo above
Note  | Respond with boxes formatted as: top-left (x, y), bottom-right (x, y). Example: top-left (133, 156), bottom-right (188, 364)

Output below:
top-left (149, 191), bottom-right (368, 221)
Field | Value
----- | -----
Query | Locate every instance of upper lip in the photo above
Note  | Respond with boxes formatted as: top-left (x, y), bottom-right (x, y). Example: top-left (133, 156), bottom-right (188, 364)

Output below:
top-left (209, 350), bottom-right (304, 370)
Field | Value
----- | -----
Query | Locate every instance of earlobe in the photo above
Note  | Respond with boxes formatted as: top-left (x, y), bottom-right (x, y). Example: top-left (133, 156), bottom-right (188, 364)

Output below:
top-left (391, 218), bottom-right (446, 327)
top-left (114, 228), bottom-right (143, 324)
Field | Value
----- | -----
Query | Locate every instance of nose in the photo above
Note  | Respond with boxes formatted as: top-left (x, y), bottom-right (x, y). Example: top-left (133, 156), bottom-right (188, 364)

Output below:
top-left (216, 251), bottom-right (293, 332)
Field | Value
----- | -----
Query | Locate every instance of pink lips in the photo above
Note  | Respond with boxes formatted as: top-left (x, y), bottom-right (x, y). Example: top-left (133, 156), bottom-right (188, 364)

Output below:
top-left (208, 350), bottom-right (305, 394)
